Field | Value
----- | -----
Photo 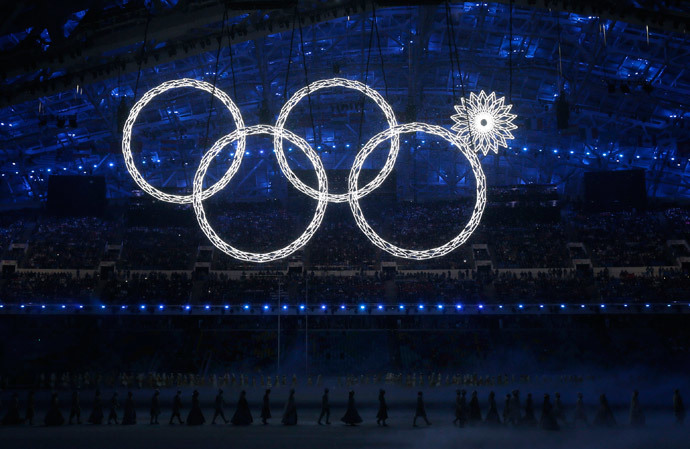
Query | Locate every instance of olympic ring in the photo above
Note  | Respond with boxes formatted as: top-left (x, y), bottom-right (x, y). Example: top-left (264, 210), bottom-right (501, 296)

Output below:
top-left (122, 78), bottom-right (246, 204)
top-left (192, 125), bottom-right (328, 263)
top-left (123, 78), bottom-right (515, 262)
top-left (274, 78), bottom-right (399, 203)
top-left (348, 123), bottom-right (486, 260)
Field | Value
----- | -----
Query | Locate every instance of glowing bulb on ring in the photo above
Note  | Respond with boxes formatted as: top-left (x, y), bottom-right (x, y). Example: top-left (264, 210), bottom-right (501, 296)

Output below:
top-left (475, 112), bottom-right (494, 130)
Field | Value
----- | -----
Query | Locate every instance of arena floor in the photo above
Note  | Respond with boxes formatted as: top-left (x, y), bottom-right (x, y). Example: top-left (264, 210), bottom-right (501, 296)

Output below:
top-left (1, 414), bottom-right (688, 449)
top-left (1, 381), bottom-right (687, 449)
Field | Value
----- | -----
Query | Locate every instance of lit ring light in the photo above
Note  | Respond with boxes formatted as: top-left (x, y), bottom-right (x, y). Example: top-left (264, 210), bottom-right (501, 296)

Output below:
top-left (192, 124), bottom-right (328, 263)
top-left (275, 78), bottom-right (398, 203)
top-left (122, 78), bottom-right (245, 204)
top-left (348, 123), bottom-right (486, 260)
top-left (474, 112), bottom-right (495, 131)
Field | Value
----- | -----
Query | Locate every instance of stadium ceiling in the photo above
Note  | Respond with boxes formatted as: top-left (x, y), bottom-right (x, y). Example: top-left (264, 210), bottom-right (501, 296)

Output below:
top-left (0, 0), bottom-right (689, 204)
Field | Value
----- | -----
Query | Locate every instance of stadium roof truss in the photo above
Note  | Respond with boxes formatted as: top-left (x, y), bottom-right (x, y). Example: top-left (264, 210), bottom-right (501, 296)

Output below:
top-left (0, 0), bottom-right (688, 204)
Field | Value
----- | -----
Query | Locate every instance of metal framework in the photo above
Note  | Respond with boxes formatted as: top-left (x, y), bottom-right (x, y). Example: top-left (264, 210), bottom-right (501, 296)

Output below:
top-left (0, 0), bottom-right (689, 204)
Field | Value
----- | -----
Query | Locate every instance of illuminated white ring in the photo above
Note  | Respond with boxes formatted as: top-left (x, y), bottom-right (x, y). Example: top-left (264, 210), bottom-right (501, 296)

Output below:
top-left (274, 78), bottom-right (399, 203)
top-left (192, 124), bottom-right (328, 263)
top-left (348, 123), bottom-right (486, 260)
top-left (122, 78), bottom-right (246, 204)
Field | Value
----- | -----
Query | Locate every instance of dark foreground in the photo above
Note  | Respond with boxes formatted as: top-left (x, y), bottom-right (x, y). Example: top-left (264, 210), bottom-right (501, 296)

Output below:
top-left (1, 417), bottom-right (688, 449)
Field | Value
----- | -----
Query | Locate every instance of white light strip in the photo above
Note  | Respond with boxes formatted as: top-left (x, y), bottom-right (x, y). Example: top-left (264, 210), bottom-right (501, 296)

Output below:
top-left (348, 123), bottom-right (486, 260)
top-left (122, 78), bottom-right (516, 261)
top-left (192, 125), bottom-right (328, 263)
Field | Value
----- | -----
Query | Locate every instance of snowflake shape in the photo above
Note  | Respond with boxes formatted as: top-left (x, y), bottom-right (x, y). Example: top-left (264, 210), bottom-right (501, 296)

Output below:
top-left (451, 91), bottom-right (517, 156)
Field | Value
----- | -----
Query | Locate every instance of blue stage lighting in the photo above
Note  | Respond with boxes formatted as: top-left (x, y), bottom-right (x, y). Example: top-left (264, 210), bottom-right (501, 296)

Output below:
top-left (418, 304), bottom-right (424, 310)
top-left (299, 305), bottom-right (305, 310)
top-left (377, 305), bottom-right (383, 310)
top-left (224, 305), bottom-right (229, 309)
top-left (359, 305), bottom-right (365, 310)
top-left (282, 305), bottom-right (288, 310)
top-left (263, 305), bottom-right (269, 310)
top-left (478, 304), bottom-right (484, 309)
top-left (340, 305), bottom-right (345, 310)
top-left (158, 305), bottom-right (164, 310)
top-left (185, 305), bottom-right (191, 310)
top-left (518, 304), bottom-right (524, 309)
top-left (437, 304), bottom-right (444, 310)
top-left (205, 305), bottom-right (210, 310)
top-left (101, 305), bottom-right (106, 309)
top-left (140, 305), bottom-right (146, 310)
top-left (321, 304), bottom-right (326, 310)
top-left (243, 304), bottom-right (249, 310)
top-left (399, 305), bottom-right (405, 310)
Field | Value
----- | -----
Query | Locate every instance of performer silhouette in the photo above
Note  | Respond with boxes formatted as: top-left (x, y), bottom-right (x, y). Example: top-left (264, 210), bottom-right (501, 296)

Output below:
top-left (376, 389), bottom-right (388, 426)
top-left (150, 390), bottom-right (160, 424)
top-left (593, 394), bottom-right (616, 427)
top-left (502, 393), bottom-right (511, 426)
top-left (282, 389), bottom-right (297, 425)
top-left (45, 392), bottom-right (65, 426)
top-left (468, 390), bottom-right (482, 425)
top-left (231, 390), bottom-right (253, 425)
top-left (25, 391), bottom-right (35, 426)
top-left (212, 389), bottom-right (229, 424)
top-left (629, 390), bottom-right (645, 428)
top-left (88, 390), bottom-right (103, 425)
top-left (453, 390), bottom-right (467, 427)
top-left (485, 391), bottom-right (501, 427)
top-left (573, 392), bottom-right (588, 427)
top-left (522, 393), bottom-right (537, 427)
top-left (68, 391), bottom-right (81, 425)
top-left (413, 391), bottom-right (431, 427)
top-left (674, 389), bottom-right (685, 425)
top-left (261, 389), bottom-right (271, 425)
top-left (341, 391), bottom-right (363, 426)
top-left (169, 390), bottom-right (183, 425)
top-left (539, 394), bottom-right (559, 431)
top-left (318, 388), bottom-right (330, 425)
top-left (186, 390), bottom-right (205, 425)
top-left (122, 391), bottom-right (136, 425)
top-left (107, 392), bottom-right (119, 425)
top-left (509, 390), bottom-right (522, 426)
top-left (1, 392), bottom-right (22, 425)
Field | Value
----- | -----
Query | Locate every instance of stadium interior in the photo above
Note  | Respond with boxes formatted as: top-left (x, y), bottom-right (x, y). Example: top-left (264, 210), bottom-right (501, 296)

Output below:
top-left (0, 1), bottom-right (689, 448)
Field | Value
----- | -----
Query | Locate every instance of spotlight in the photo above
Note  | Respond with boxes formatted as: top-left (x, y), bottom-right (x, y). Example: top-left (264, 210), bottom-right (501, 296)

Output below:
top-left (282, 305), bottom-right (288, 310)
top-left (360, 305), bottom-right (365, 310)
top-left (321, 304), bottom-right (326, 310)
top-left (224, 305), bottom-right (229, 309)
top-left (340, 305), bottom-right (345, 310)
top-left (299, 305), bottom-right (305, 310)
top-left (377, 305), bottom-right (383, 310)
top-left (158, 305), bottom-right (164, 310)
top-left (263, 305), bottom-right (269, 310)
top-left (418, 304), bottom-right (424, 310)
top-left (243, 304), bottom-right (249, 310)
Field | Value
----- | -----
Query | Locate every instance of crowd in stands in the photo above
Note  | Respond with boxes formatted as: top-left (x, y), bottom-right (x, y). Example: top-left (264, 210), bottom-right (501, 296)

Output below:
top-left (1, 203), bottom-right (689, 270)
top-left (3, 268), bottom-right (690, 306)
top-left (22, 217), bottom-right (114, 269)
